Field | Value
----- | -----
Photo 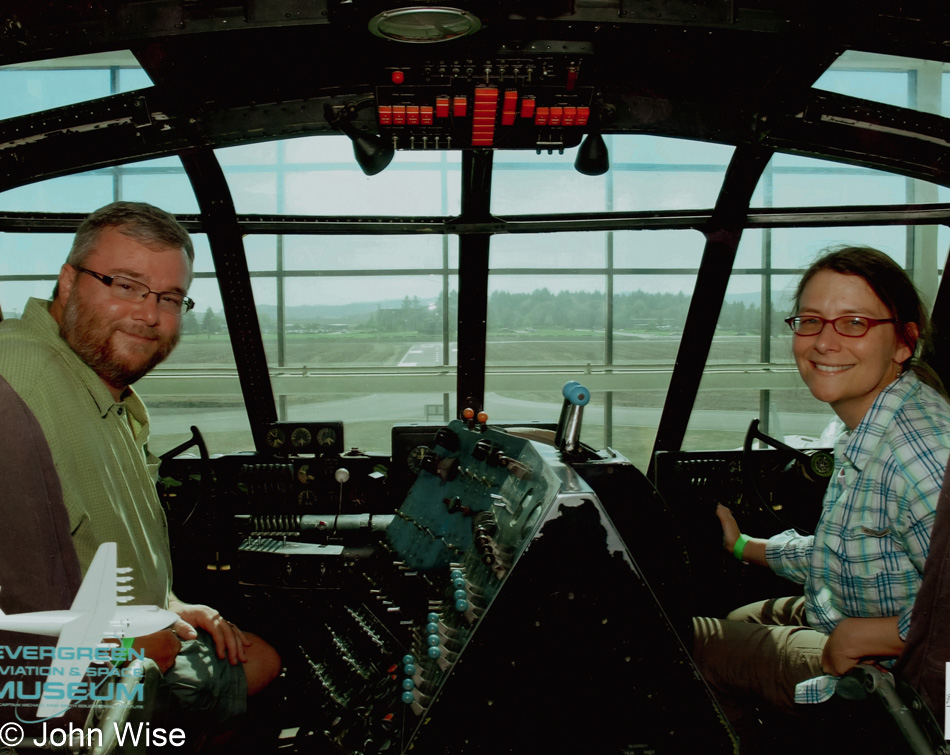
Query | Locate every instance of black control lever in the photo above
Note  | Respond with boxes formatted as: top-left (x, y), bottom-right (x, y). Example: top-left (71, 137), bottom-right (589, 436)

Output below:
top-left (742, 419), bottom-right (833, 535)
top-left (554, 381), bottom-right (590, 456)
top-left (159, 425), bottom-right (211, 527)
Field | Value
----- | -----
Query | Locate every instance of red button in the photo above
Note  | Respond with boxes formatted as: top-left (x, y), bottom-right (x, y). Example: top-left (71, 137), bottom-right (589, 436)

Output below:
top-left (391, 70), bottom-right (405, 84)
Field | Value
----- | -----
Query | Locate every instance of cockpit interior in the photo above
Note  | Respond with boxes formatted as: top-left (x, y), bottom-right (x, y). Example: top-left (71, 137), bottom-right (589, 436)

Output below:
top-left (2, 2), bottom-right (950, 752)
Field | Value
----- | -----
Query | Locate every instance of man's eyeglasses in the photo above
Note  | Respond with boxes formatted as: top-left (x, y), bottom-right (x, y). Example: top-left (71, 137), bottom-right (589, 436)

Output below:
top-left (76, 267), bottom-right (195, 315)
top-left (784, 315), bottom-right (896, 338)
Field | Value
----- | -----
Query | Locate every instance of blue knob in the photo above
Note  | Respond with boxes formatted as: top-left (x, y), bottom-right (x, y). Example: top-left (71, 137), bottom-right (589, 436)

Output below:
top-left (427, 634), bottom-right (440, 647)
top-left (455, 599), bottom-right (469, 612)
top-left (427, 646), bottom-right (441, 659)
top-left (426, 622), bottom-right (439, 635)
top-left (450, 569), bottom-right (463, 579)
top-left (401, 678), bottom-right (415, 691)
top-left (453, 577), bottom-right (466, 590)
top-left (453, 589), bottom-right (467, 602)
top-left (404, 663), bottom-right (416, 676)
top-left (427, 612), bottom-right (440, 623)
top-left (401, 691), bottom-right (415, 704)
top-left (402, 654), bottom-right (415, 666)
top-left (562, 381), bottom-right (590, 406)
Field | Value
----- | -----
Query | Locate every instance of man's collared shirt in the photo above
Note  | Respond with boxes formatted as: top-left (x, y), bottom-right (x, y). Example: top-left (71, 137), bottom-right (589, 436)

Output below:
top-left (765, 371), bottom-right (950, 703)
top-left (0, 298), bottom-right (172, 607)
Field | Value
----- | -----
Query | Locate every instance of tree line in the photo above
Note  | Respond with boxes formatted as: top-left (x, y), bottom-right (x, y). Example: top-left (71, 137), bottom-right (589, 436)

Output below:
top-left (184, 288), bottom-right (792, 337)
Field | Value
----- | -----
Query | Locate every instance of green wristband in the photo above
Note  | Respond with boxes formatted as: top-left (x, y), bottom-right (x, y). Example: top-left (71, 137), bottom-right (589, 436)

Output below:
top-left (733, 533), bottom-right (751, 562)
top-left (113, 636), bottom-right (137, 664)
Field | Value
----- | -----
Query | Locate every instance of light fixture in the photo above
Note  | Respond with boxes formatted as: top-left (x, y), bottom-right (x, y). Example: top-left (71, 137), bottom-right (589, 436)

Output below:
top-left (368, 6), bottom-right (481, 43)
top-left (574, 101), bottom-right (614, 176)
top-left (574, 132), bottom-right (609, 176)
top-left (325, 102), bottom-right (395, 176)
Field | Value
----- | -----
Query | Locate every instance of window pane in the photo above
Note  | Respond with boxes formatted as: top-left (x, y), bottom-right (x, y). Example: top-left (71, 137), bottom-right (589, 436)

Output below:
top-left (492, 161), bottom-right (608, 213)
top-left (0, 174), bottom-right (115, 212)
top-left (753, 158), bottom-right (909, 205)
top-left (141, 391), bottom-right (253, 457)
top-left (614, 229), bottom-right (704, 268)
top-left (815, 69), bottom-right (910, 108)
top-left (613, 274), bottom-right (692, 366)
top-left (285, 235), bottom-right (453, 271)
top-left (492, 232), bottom-right (604, 269)
top-left (684, 222), bottom-right (936, 451)
top-left (219, 136), bottom-right (462, 215)
top-left (491, 135), bottom-right (730, 214)
top-left (0, 52), bottom-right (148, 119)
top-left (121, 161), bottom-right (199, 212)
top-left (0, 69), bottom-right (110, 119)
top-left (253, 275), bottom-right (457, 369)
top-left (487, 274), bottom-right (606, 365)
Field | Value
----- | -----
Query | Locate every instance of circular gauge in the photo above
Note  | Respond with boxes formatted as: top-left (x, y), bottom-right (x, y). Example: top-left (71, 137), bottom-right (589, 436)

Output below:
top-left (291, 427), bottom-right (312, 448)
top-left (298, 490), bottom-right (318, 507)
top-left (297, 464), bottom-right (314, 486)
top-left (407, 444), bottom-right (431, 475)
top-left (368, 7), bottom-right (481, 44)
top-left (265, 427), bottom-right (286, 449)
top-left (316, 426), bottom-right (338, 448)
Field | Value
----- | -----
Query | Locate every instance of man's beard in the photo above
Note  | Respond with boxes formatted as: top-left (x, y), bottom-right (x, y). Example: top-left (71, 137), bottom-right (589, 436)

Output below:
top-left (60, 289), bottom-right (180, 391)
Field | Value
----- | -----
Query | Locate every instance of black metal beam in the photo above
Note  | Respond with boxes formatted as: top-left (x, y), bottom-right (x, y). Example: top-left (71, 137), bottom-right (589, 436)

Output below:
top-left (455, 150), bottom-right (494, 419)
top-left (4, 203), bottom-right (948, 237)
top-left (3, 91), bottom-right (949, 197)
top-left (178, 147), bottom-right (278, 452)
top-left (648, 144), bottom-right (774, 479)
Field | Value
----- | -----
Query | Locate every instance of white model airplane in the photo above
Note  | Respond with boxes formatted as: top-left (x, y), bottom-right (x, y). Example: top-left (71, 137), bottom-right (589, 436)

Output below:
top-left (0, 541), bottom-right (178, 719)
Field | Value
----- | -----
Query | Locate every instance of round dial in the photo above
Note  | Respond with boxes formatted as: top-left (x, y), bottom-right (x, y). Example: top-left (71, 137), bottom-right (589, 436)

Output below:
top-left (297, 490), bottom-right (318, 507)
top-left (291, 427), bottom-right (312, 448)
top-left (265, 427), bottom-right (286, 449)
top-left (316, 426), bottom-right (338, 448)
top-left (407, 444), bottom-right (430, 475)
top-left (297, 464), bottom-right (314, 486)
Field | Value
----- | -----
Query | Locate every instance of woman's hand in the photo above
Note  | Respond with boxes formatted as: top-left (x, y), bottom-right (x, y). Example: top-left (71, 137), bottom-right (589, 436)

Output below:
top-left (716, 504), bottom-right (741, 553)
top-left (715, 504), bottom-right (768, 566)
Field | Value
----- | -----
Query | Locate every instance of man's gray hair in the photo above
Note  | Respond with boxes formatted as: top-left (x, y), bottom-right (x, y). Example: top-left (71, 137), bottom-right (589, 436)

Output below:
top-left (53, 201), bottom-right (194, 298)
top-left (66, 201), bottom-right (194, 267)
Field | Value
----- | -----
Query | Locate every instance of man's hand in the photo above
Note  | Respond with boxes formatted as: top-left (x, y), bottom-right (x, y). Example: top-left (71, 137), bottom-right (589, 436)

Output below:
top-left (131, 628), bottom-right (182, 673)
top-left (821, 616), bottom-right (903, 677)
top-left (168, 599), bottom-right (251, 665)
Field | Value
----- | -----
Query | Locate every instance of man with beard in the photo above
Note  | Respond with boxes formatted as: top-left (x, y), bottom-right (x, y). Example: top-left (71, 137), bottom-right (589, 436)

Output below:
top-left (0, 202), bottom-right (280, 735)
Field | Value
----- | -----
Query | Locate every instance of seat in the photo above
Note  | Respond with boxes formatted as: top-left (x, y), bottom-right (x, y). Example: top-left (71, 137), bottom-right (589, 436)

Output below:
top-left (0, 374), bottom-right (166, 753)
top-left (826, 458), bottom-right (950, 755)
top-left (0, 374), bottom-right (85, 735)
top-left (896, 458), bottom-right (950, 716)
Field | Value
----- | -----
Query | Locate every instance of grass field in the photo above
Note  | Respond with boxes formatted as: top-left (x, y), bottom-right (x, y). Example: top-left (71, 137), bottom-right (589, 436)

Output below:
top-left (165, 330), bottom-right (791, 367)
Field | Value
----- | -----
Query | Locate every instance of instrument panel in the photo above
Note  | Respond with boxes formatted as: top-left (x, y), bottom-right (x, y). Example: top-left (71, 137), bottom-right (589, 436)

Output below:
top-left (224, 419), bottom-right (734, 754)
top-left (262, 421), bottom-right (345, 456)
top-left (369, 50), bottom-right (596, 153)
